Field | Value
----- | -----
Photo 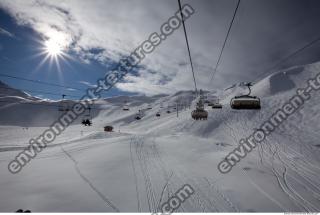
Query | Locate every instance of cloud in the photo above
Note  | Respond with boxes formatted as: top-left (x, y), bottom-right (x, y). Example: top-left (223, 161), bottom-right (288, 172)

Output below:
top-left (78, 80), bottom-right (97, 88)
top-left (0, 0), bottom-right (320, 95)
top-left (0, 27), bottom-right (15, 38)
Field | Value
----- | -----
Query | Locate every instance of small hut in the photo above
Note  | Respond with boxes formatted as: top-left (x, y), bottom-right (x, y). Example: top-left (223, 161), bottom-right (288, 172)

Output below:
top-left (104, 126), bottom-right (113, 132)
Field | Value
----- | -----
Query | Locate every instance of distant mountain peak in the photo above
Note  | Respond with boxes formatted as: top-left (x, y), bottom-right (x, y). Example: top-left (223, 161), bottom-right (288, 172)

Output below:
top-left (0, 80), bottom-right (9, 87)
top-left (0, 80), bottom-right (33, 99)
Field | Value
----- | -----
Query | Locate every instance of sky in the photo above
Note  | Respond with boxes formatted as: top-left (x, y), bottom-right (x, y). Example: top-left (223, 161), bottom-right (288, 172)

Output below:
top-left (1, 0), bottom-right (320, 100)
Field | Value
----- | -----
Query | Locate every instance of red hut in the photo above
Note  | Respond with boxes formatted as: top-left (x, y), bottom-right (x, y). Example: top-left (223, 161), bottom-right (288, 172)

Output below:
top-left (104, 126), bottom-right (113, 132)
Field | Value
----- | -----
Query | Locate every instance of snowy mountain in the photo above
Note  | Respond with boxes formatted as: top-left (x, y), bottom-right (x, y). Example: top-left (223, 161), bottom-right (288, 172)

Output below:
top-left (0, 80), bottom-right (36, 100)
top-left (0, 81), bottom-right (171, 126)
top-left (0, 62), bottom-right (320, 212)
top-left (0, 81), bottom-right (80, 126)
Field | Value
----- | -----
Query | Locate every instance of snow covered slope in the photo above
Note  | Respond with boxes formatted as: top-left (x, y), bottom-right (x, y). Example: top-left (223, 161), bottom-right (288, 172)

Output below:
top-left (0, 81), bottom-right (35, 99)
top-left (0, 62), bottom-right (320, 212)
top-left (0, 81), bottom-right (170, 126)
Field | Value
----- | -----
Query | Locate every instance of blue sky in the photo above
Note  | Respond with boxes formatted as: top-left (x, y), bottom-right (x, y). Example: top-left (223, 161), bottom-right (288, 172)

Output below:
top-left (1, 0), bottom-right (320, 100)
top-left (0, 9), bottom-right (137, 100)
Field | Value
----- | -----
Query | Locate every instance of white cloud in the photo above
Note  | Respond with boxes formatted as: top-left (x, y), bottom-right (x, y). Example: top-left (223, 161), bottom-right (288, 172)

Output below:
top-left (1, 0), bottom-right (317, 95)
top-left (0, 0), bottom-right (216, 95)
top-left (0, 27), bottom-right (15, 38)
top-left (78, 80), bottom-right (97, 88)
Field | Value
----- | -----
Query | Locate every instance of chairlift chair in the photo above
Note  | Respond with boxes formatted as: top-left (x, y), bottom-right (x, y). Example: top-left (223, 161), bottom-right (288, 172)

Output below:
top-left (191, 99), bottom-right (208, 120)
top-left (82, 107), bottom-right (93, 126)
top-left (123, 101), bottom-right (130, 111)
top-left (156, 112), bottom-right (161, 117)
top-left (212, 103), bottom-right (223, 109)
top-left (135, 110), bottom-right (142, 120)
top-left (82, 119), bottom-right (92, 126)
top-left (212, 99), bottom-right (223, 109)
top-left (123, 105), bottom-right (130, 111)
top-left (166, 104), bottom-right (171, 113)
top-left (230, 82), bottom-right (261, 110)
top-left (230, 96), bottom-right (261, 109)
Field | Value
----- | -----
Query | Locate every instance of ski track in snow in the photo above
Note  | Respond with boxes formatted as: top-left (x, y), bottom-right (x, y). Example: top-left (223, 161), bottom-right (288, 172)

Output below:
top-left (1, 64), bottom-right (320, 212)
top-left (59, 144), bottom-right (121, 212)
top-left (227, 110), bottom-right (320, 212)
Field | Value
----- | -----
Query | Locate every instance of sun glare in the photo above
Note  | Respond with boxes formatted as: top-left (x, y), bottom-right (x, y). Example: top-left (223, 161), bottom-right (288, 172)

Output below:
top-left (35, 30), bottom-right (72, 76)
top-left (45, 38), bottom-right (63, 56)
top-left (42, 30), bottom-right (69, 58)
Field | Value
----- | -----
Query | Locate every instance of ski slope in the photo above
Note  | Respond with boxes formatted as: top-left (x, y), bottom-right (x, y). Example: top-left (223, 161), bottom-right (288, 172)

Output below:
top-left (0, 62), bottom-right (320, 212)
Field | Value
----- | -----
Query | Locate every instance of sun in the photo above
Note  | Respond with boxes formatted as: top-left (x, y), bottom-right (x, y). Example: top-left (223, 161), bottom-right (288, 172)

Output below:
top-left (45, 38), bottom-right (63, 56)
top-left (34, 30), bottom-right (72, 76)
top-left (42, 30), bottom-right (69, 58)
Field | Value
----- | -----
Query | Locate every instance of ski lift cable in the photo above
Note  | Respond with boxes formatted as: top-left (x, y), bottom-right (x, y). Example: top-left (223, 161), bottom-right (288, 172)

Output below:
top-left (0, 86), bottom-right (81, 98)
top-left (178, 0), bottom-right (198, 94)
top-left (0, 100), bottom-right (106, 111)
top-left (209, 0), bottom-right (241, 84)
top-left (0, 73), bottom-right (85, 91)
top-left (253, 35), bottom-right (320, 83)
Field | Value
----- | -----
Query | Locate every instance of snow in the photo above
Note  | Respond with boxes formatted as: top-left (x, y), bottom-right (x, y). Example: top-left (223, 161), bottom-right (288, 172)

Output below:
top-left (0, 63), bottom-right (320, 212)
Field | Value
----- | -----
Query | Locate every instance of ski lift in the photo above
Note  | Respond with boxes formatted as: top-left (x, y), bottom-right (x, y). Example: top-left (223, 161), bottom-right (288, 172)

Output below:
top-left (191, 99), bottom-right (208, 120)
top-left (147, 104), bottom-right (152, 110)
top-left (212, 103), bottom-right (223, 109)
top-left (160, 102), bottom-right (163, 108)
top-left (82, 119), bottom-right (92, 126)
top-left (82, 107), bottom-right (92, 126)
top-left (135, 110), bottom-right (142, 120)
top-left (230, 82), bottom-right (261, 109)
top-left (212, 99), bottom-right (223, 109)
top-left (58, 94), bottom-right (70, 112)
top-left (166, 104), bottom-right (171, 113)
top-left (204, 93), bottom-right (210, 104)
top-left (199, 89), bottom-right (206, 100)
top-left (123, 101), bottom-right (130, 111)
top-left (123, 105), bottom-right (129, 111)
top-left (156, 111), bottom-right (161, 117)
